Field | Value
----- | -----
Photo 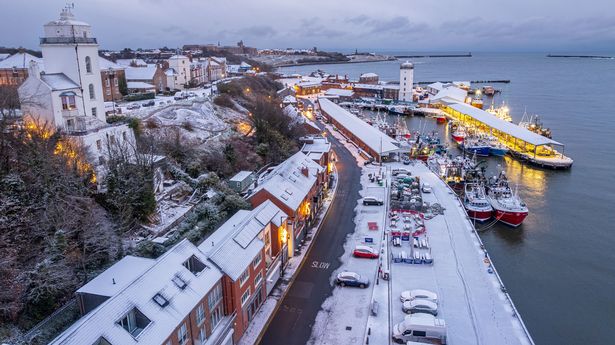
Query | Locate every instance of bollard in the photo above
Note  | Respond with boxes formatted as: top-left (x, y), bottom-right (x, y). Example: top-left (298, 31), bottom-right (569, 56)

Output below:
top-left (366, 337), bottom-right (369, 344)
top-left (368, 328), bottom-right (371, 335)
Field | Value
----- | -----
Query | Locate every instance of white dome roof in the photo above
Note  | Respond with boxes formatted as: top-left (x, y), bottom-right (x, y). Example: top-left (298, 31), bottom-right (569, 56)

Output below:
top-left (400, 61), bottom-right (414, 69)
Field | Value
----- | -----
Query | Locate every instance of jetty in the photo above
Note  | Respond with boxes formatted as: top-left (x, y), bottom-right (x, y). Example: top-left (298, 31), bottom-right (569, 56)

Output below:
top-left (417, 79), bottom-right (511, 85)
top-left (395, 53), bottom-right (472, 58)
top-left (547, 54), bottom-right (614, 59)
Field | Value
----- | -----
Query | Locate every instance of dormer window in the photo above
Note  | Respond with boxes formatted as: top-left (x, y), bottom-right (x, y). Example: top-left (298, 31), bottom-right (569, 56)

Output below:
top-left (117, 307), bottom-right (151, 337)
top-left (152, 293), bottom-right (169, 307)
top-left (60, 92), bottom-right (77, 110)
top-left (172, 275), bottom-right (187, 289)
top-left (183, 255), bottom-right (206, 275)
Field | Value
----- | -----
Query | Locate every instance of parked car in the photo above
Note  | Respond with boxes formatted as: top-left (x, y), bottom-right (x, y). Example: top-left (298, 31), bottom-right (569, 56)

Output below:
top-left (403, 158), bottom-right (411, 165)
top-left (335, 271), bottom-right (369, 288)
top-left (392, 314), bottom-right (447, 344)
top-left (421, 183), bottom-right (432, 193)
top-left (142, 100), bottom-right (155, 107)
top-left (126, 103), bottom-right (141, 110)
top-left (353, 245), bottom-right (379, 259)
top-left (363, 197), bottom-right (384, 206)
top-left (402, 299), bottom-right (438, 316)
top-left (392, 168), bottom-right (411, 176)
top-left (400, 289), bottom-right (438, 303)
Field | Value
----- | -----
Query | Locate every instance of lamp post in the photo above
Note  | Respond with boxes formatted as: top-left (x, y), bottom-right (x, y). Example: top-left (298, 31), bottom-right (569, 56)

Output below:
top-left (108, 67), bottom-right (117, 115)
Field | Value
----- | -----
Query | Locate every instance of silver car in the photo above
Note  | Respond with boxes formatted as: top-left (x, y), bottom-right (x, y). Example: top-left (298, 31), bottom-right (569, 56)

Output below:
top-left (402, 299), bottom-right (438, 316)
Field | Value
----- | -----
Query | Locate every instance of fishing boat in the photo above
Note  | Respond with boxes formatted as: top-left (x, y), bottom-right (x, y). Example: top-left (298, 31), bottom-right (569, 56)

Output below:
top-left (519, 113), bottom-right (552, 138)
top-left (451, 126), bottom-right (466, 144)
top-left (486, 172), bottom-right (529, 227)
top-left (464, 183), bottom-right (493, 222)
top-left (461, 136), bottom-right (490, 157)
top-left (486, 101), bottom-right (513, 122)
top-left (485, 136), bottom-right (509, 156)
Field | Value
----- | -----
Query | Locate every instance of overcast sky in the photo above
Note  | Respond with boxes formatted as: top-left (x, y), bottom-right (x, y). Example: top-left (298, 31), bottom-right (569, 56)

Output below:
top-left (2, 0), bottom-right (615, 52)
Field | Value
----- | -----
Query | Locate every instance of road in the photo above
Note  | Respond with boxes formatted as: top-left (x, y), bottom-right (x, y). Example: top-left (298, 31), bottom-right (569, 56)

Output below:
top-left (258, 128), bottom-right (361, 345)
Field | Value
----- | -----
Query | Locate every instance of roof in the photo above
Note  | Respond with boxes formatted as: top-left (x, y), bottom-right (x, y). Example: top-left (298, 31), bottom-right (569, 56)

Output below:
top-left (353, 83), bottom-right (383, 91)
top-left (115, 58), bottom-right (147, 67)
top-left (229, 170), bottom-right (253, 182)
top-left (169, 55), bottom-right (189, 60)
top-left (49, 239), bottom-right (223, 345)
top-left (360, 72), bottom-right (378, 78)
top-left (431, 85), bottom-right (467, 103)
top-left (0, 52), bottom-right (44, 70)
top-left (448, 102), bottom-right (562, 146)
top-left (282, 95), bottom-right (297, 103)
top-left (198, 201), bottom-right (287, 281)
top-left (318, 97), bottom-right (399, 154)
top-left (40, 73), bottom-right (80, 91)
top-left (401, 61), bottom-right (414, 69)
top-left (127, 81), bottom-right (155, 89)
top-left (125, 66), bottom-right (158, 81)
top-left (98, 57), bottom-right (124, 71)
top-left (427, 82), bottom-right (445, 91)
top-left (250, 151), bottom-right (323, 211)
top-left (301, 136), bottom-right (331, 161)
top-left (297, 81), bottom-right (321, 88)
top-left (325, 88), bottom-right (354, 97)
top-left (0, 53), bottom-right (10, 61)
top-left (76, 256), bottom-right (155, 298)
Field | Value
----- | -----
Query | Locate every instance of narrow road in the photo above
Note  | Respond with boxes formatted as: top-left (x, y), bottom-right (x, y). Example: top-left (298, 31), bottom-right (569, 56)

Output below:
top-left (258, 131), bottom-right (361, 345)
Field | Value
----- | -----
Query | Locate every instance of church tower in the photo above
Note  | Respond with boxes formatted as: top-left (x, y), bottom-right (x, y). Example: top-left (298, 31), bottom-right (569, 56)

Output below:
top-left (399, 61), bottom-right (414, 102)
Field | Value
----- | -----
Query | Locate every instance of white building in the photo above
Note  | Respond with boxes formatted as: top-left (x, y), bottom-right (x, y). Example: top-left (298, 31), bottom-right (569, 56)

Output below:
top-left (18, 7), bottom-right (135, 183)
top-left (399, 61), bottom-right (414, 102)
top-left (167, 55), bottom-right (190, 89)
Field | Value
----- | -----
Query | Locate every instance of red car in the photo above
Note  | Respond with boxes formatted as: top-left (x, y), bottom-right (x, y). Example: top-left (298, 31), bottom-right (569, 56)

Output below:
top-left (353, 245), bottom-right (379, 259)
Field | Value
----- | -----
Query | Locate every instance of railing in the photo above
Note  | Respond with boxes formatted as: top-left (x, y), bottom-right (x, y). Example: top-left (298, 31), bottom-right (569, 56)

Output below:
top-left (40, 37), bottom-right (97, 44)
top-left (62, 109), bottom-right (81, 118)
top-left (210, 312), bottom-right (237, 345)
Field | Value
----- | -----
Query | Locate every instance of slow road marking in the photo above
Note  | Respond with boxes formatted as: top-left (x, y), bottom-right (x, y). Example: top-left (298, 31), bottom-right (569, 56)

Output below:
top-left (311, 261), bottom-right (331, 270)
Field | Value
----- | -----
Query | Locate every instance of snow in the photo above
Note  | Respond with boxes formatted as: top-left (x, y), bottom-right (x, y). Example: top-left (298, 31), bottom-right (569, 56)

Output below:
top-left (230, 171), bottom-right (253, 182)
top-left (324, 89), bottom-right (354, 97)
top-left (40, 73), bottom-right (79, 90)
top-left (0, 52), bottom-right (43, 69)
top-left (76, 256), bottom-right (155, 298)
top-left (125, 66), bottom-right (158, 81)
top-left (126, 81), bottom-right (155, 90)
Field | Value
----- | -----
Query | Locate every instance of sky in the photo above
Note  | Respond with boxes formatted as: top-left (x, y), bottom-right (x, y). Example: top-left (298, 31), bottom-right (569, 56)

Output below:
top-left (2, 0), bottom-right (615, 53)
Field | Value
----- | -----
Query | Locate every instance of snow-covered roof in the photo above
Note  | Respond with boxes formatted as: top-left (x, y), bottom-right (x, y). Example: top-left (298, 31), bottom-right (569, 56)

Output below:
top-left (448, 101), bottom-right (562, 146)
top-left (353, 83), bottom-right (383, 90)
top-left (0, 52), bottom-right (44, 70)
top-left (49, 239), bottom-right (223, 345)
top-left (240, 61), bottom-right (251, 68)
top-left (282, 95), bottom-right (297, 104)
top-left (169, 55), bottom-right (189, 60)
top-left (301, 136), bottom-right (331, 161)
top-left (115, 58), bottom-right (147, 67)
top-left (325, 88), bottom-right (354, 97)
top-left (431, 85), bottom-right (467, 104)
top-left (40, 73), bottom-right (79, 91)
top-left (251, 151), bottom-right (323, 212)
top-left (297, 81), bottom-right (321, 88)
top-left (98, 57), bottom-right (124, 70)
top-left (360, 72), bottom-right (378, 78)
top-left (318, 97), bottom-right (399, 154)
top-left (127, 81), bottom-right (155, 90)
top-left (0, 53), bottom-right (10, 61)
top-left (199, 200), bottom-right (287, 281)
top-left (229, 170), bottom-right (253, 182)
top-left (427, 82), bottom-right (445, 92)
top-left (76, 256), bottom-right (155, 298)
top-left (383, 84), bottom-right (400, 90)
top-left (125, 66), bottom-right (158, 81)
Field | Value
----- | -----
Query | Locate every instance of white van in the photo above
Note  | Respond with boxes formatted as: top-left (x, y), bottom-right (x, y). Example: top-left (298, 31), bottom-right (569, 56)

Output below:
top-left (392, 314), bottom-right (447, 344)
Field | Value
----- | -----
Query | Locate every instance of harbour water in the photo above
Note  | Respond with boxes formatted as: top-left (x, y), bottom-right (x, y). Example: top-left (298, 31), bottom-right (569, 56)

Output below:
top-left (280, 53), bottom-right (615, 344)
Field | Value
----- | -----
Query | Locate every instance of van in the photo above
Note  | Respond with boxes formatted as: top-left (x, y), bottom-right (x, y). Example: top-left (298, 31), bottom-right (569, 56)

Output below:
top-left (392, 314), bottom-right (447, 344)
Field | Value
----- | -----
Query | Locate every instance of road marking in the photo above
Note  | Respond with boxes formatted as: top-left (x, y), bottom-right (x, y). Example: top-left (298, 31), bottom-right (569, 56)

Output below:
top-left (310, 261), bottom-right (331, 270)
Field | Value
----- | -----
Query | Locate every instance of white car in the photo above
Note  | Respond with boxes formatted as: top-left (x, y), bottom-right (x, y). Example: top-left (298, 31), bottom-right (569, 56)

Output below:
top-left (400, 289), bottom-right (438, 303)
top-left (402, 299), bottom-right (438, 316)
top-left (422, 183), bottom-right (432, 193)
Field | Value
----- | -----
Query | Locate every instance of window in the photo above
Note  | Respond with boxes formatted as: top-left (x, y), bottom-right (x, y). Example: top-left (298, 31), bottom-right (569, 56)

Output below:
top-left (239, 269), bottom-right (249, 286)
top-left (183, 255), bottom-right (206, 275)
top-left (152, 293), bottom-right (169, 307)
top-left (92, 107), bottom-right (97, 117)
top-left (207, 283), bottom-right (222, 310)
top-left (172, 275), bottom-right (187, 289)
top-left (198, 325), bottom-right (207, 344)
top-left (254, 272), bottom-right (263, 286)
top-left (89, 84), bottom-right (95, 99)
top-left (106, 79), bottom-right (110, 87)
top-left (117, 308), bottom-right (151, 337)
top-left (413, 330), bottom-right (426, 337)
top-left (196, 304), bottom-right (205, 324)
top-left (211, 303), bottom-right (223, 331)
top-left (241, 289), bottom-right (250, 306)
top-left (85, 56), bottom-right (92, 73)
top-left (61, 94), bottom-right (76, 110)
top-left (114, 78), bottom-right (118, 86)
top-left (177, 323), bottom-right (188, 345)
top-left (252, 253), bottom-right (262, 268)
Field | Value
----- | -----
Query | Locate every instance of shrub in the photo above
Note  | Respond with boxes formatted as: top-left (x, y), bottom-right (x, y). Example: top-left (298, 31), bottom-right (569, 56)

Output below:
top-left (213, 94), bottom-right (235, 108)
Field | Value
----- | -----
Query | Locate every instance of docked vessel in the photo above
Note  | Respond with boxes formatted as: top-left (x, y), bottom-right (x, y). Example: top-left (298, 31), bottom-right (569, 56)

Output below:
top-left (486, 101), bottom-right (513, 122)
top-left (519, 113), bottom-right (552, 138)
top-left (486, 172), bottom-right (529, 227)
top-left (464, 183), bottom-right (493, 222)
top-left (461, 136), bottom-right (490, 157)
top-left (451, 126), bottom-right (466, 144)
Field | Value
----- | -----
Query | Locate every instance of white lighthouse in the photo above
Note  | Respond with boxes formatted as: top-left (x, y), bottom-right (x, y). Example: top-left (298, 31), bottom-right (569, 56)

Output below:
top-left (398, 61), bottom-right (414, 102)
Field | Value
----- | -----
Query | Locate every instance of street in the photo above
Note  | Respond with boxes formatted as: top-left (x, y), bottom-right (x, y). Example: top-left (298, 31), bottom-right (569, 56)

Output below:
top-left (258, 128), bottom-right (362, 345)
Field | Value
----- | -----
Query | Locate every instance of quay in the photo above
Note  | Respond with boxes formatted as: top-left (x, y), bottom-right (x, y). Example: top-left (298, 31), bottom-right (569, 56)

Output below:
top-left (417, 79), bottom-right (511, 85)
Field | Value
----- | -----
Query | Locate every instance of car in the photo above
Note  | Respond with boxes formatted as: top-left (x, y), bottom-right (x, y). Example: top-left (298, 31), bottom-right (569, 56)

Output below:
top-left (392, 168), bottom-right (411, 176)
top-left (335, 271), bottom-right (369, 288)
top-left (363, 197), bottom-right (384, 206)
top-left (400, 289), bottom-right (438, 303)
top-left (142, 100), bottom-right (155, 107)
top-left (422, 183), bottom-right (432, 193)
top-left (402, 299), bottom-right (438, 316)
top-left (353, 245), bottom-right (379, 259)
top-left (392, 314), bottom-right (447, 344)
top-left (403, 158), bottom-right (411, 165)
top-left (126, 103), bottom-right (141, 110)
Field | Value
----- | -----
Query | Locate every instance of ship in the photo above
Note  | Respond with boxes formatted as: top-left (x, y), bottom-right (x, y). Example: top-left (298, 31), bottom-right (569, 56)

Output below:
top-left (485, 172), bottom-right (529, 227)
top-left (464, 183), bottom-right (493, 222)
top-left (519, 113), bottom-right (552, 138)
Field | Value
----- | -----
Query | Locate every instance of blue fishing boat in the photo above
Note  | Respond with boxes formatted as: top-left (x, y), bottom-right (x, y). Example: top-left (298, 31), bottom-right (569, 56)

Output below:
top-left (489, 145), bottom-right (509, 157)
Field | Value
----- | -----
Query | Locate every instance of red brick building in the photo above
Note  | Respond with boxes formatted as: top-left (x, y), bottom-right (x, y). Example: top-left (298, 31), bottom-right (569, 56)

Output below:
top-left (99, 57), bottom-right (125, 102)
top-left (0, 52), bottom-right (43, 86)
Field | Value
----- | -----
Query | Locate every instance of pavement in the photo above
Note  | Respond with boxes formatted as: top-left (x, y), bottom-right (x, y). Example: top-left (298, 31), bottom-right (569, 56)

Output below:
top-left (258, 125), bottom-right (362, 345)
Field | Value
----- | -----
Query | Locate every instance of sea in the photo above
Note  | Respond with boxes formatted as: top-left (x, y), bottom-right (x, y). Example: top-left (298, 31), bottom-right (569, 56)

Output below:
top-left (279, 53), bottom-right (615, 344)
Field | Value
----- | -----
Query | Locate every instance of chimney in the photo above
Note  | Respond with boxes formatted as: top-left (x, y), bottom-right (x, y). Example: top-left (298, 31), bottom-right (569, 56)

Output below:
top-left (301, 167), bottom-right (309, 177)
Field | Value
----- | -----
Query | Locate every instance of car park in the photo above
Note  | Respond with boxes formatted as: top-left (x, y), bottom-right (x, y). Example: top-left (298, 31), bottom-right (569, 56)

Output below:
top-left (335, 271), bottom-right (369, 288)
top-left (402, 299), bottom-right (438, 316)
top-left (400, 289), bottom-right (438, 303)
top-left (363, 197), bottom-right (384, 206)
top-left (353, 245), bottom-right (379, 259)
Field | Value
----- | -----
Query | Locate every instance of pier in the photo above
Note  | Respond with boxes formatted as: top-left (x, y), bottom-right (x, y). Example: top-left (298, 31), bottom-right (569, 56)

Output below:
top-left (417, 79), bottom-right (511, 85)
top-left (547, 54), bottom-right (614, 59)
top-left (395, 53), bottom-right (472, 58)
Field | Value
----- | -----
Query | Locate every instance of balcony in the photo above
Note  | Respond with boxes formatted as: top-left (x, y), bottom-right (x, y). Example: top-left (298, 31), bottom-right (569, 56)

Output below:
top-left (40, 37), bottom-right (97, 45)
top-left (61, 109), bottom-right (80, 118)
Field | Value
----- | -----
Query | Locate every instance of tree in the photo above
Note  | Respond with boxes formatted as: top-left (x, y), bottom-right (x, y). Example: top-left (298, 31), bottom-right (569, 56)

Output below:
top-left (118, 76), bottom-right (128, 96)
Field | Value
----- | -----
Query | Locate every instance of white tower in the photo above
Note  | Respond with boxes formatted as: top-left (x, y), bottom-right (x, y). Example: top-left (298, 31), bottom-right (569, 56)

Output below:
top-left (399, 61), bottom-right (414, 102)
top-left (40, 6), bottom-right (105, 124)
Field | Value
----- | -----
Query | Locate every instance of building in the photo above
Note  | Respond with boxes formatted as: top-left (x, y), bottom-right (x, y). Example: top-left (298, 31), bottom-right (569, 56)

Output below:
top-left (383, 84), bottom-right (400, 101)
top-left (352, 83), bottom-right (383, 98)
top-left (359, 72), bottom-right (379, 84)
top-left (248, 151), bottom-right (325, 256)
top-left (282, 105), bottom-right (320, 134)
top-left (168, 55), bottom-right (191, 89)
top-left (49, 239), bottom-right (234, 345)
top-left (18, 7), bottom-right (135, 183)
top-left (294, 81), bottom-right (321, 96)
top-left (228, 170), bottom-right (254, 193)
top-left (124, 65), bottom-right (166, 93)
top-left (300, 136), bottom-right (334, 182)
top-left (0, 52), bottom-right (43, 86)
top-left (226, 62), bottom-right (252, 76)
top-left (198, 200), bottom-right (288, 342)
top-left (207, 57), bottom-right (226, 81)
top-left (318, 97), bottom-right (399, 162)
top-left (399, 61), bottom-right (414, 102)
top-left (115, 58), bottom-right (147, 67)
top-left (98, 57), bottom-right (125, 102)
top-left (324, 88), bottom-right (355, 102)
